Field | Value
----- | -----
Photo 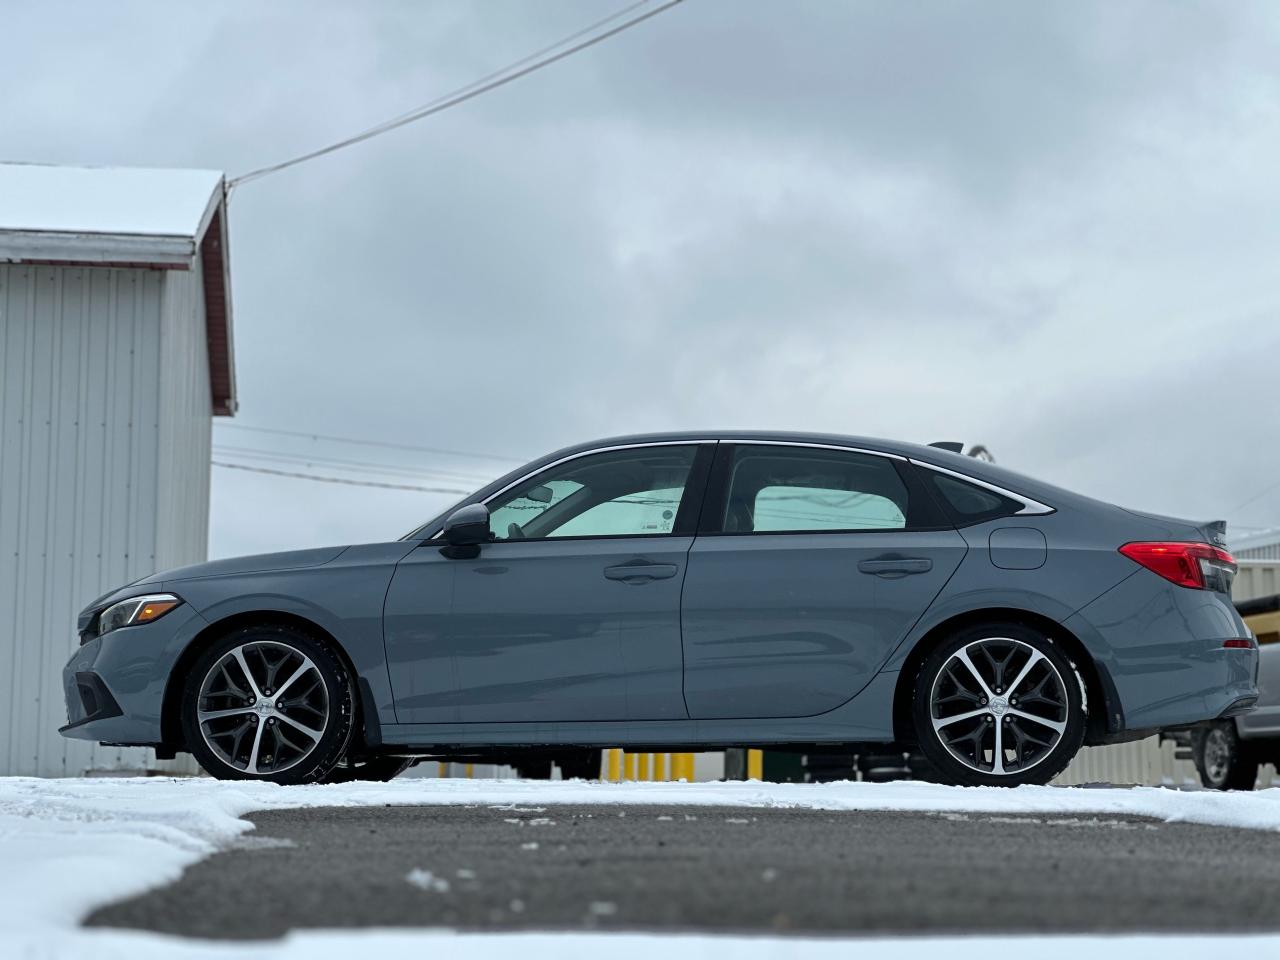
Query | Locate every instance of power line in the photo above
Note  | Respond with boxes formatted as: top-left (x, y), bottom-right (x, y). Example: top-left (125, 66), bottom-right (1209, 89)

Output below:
top-left (213, 460), bottom-right (471, 495)
top-left (1229, 477), bottom-right (1280, 516)
top-left (228, 0), bottom-right (685, 189)
top-left (211, 444), bottom-right (496, 484)
top-left (213, 422), bottom-right (523, 463)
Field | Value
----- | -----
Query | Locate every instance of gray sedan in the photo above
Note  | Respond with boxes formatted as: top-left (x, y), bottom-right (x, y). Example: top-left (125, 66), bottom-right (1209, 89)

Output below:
top-left (61, 432), bottom-right (1257, 787)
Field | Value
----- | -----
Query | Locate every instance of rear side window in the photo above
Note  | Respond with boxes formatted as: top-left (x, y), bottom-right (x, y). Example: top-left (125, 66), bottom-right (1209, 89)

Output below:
top-left (721, 446), bottom-right (910, 533)
top-left (927, 472), bottom-right (1022, 525)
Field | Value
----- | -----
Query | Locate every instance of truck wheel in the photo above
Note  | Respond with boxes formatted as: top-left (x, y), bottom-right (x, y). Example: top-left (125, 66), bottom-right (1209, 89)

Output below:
top-left (1193, 721), bottom-right (1258, 791)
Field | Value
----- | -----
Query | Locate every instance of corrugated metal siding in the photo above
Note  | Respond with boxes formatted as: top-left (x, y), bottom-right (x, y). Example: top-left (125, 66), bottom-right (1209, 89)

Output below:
top-left (157, 264), bottom-right (211, 571)
top-left (1054, 736), bottom-right (1277, 788)
top-left (1234, 562), bottom-right (1280, 604)
top-left (0, 264), bottom-right (210, 777)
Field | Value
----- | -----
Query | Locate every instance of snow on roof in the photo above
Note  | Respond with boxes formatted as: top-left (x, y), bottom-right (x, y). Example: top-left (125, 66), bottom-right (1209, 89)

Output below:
top-left (0, 162), bottom-right (224, 237)
top-left (0, 162), bottom-right (236, 415)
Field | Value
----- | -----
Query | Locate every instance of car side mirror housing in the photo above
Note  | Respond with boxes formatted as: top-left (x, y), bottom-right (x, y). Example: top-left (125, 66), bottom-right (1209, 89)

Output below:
top-left (443, 503), bottom-right (492, 548)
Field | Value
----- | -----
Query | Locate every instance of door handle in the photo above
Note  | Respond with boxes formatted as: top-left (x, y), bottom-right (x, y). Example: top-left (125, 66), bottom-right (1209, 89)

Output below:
top-left (858, 556), bottom-right (933, 577)
top-left (604, 562), bottom-right (679, 584)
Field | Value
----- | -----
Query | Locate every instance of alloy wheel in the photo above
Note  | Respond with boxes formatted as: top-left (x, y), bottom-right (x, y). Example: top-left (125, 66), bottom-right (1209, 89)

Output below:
top-left (196, 640), bottom-right (329, 776)
top-left (929, 636), bottom-right (1070, 777)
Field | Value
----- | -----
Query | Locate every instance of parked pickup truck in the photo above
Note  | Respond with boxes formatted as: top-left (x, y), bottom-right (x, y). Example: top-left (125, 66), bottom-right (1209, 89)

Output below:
top-left (1164, 593), bottom-right (1280, 789)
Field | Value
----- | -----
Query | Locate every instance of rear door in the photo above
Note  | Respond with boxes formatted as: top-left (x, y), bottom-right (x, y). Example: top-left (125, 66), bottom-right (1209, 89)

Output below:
top-left (680, 443), bottom-right (967, 719)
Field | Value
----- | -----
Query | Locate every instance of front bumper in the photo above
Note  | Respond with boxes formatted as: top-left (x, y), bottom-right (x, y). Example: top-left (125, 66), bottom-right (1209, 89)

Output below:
top-left (59, 601), bottom-right (208, 746)
top-left (1065, 569), bottom-right (1259, 733)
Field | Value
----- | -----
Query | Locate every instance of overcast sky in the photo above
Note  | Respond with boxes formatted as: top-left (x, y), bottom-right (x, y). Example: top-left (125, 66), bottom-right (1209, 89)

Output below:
top-left (3, 1), bottom-right (1279, 559)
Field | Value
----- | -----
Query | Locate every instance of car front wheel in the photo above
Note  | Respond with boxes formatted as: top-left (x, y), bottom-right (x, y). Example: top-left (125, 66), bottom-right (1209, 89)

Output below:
top-left (912, 623), bottom-right (1086, 787)
top-left (181, 624), bottom-right (355, 784)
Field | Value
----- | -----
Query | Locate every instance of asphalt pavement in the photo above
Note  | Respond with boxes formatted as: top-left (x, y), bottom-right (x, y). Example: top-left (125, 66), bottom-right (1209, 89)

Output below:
top-left (89, 803), bottom-right (1280, 939)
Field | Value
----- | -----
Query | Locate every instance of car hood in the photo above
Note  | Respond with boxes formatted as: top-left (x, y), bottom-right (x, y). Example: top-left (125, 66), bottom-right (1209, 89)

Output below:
top-left (136, 545), bottom-right (352, 585)
top-left (76, 546), bottom-right (353, 628)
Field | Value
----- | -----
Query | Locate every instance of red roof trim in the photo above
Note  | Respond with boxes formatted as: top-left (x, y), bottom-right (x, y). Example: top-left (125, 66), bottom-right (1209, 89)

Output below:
top-left (199, 204), bottom-right (236, 416)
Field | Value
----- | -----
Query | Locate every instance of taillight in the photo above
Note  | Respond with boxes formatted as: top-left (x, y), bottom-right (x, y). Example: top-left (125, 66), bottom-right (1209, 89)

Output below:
top-left (1118, 541), bottom-right (1237, 590)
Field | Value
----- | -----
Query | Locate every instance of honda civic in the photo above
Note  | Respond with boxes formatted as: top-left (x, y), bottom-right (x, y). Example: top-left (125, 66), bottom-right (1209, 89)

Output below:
top-left (60, 432), bottom-right (1258, 786)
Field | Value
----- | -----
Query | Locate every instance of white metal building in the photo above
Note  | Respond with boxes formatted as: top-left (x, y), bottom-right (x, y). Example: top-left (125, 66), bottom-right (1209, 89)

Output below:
top-left (0, 163), bottom-right (235, 776)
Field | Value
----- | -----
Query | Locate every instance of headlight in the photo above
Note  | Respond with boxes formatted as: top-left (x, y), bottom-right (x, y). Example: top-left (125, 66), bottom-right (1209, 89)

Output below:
top-left (97, 594), bottom-right (182, 637)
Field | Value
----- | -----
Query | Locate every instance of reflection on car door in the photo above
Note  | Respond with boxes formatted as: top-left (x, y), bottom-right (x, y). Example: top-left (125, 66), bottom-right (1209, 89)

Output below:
top-left (384, 443), bottom-right (712, 724)
top-left (680, 443), bottom-right (967, 719)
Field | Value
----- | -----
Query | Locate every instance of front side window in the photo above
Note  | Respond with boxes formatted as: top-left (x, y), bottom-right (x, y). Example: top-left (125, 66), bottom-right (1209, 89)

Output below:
top-left (722, 446), bottom-right (909, 533)
top-left (486, 445), bottom-right (698, 540)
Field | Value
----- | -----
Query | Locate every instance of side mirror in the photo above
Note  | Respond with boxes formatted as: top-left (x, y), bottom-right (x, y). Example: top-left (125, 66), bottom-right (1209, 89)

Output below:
top-left (443, 503), bottom-right (492, 547)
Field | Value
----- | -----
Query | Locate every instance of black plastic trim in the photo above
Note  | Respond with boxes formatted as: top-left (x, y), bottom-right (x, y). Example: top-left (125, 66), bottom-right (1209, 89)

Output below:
top-left (358, 676), bottom-right (383, 748)
top-left (58, 672), bottom-right (123, 731)
top-left (1220, 696), bottom-right (1259, 719)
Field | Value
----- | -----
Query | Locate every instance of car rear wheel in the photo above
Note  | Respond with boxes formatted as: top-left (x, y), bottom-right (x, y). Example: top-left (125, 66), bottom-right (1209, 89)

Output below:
top-left (1193, 721), bottom-right (1258, 791)
top-left (912, 623), bottom-right (1086, 787)
top-left (181, 624), bottom-right (355, 784)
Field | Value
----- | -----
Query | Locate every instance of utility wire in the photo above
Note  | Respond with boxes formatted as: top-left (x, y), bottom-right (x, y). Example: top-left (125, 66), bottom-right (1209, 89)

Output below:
top-left (213, 422), bottom-right (523, 464)
top-left (1228, 477), bottom-right (1280, 516)
top-left (213, 460), bottom-right (471, 495)
top-left (212, 444), bottom-right (496, 483)
top-left (229, 0), bottom-right (684, 188)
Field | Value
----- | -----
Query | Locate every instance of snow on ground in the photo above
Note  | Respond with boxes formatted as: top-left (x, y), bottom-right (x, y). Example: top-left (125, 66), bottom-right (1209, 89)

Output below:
top-left (5, 775), bottom-right (1280, 958)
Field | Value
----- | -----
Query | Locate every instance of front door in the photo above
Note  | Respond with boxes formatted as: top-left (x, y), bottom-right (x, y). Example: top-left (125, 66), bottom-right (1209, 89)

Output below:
top-left (680, 443), bottom-right (967, 719)
top-left (385, 443), bottom-right (712, 724)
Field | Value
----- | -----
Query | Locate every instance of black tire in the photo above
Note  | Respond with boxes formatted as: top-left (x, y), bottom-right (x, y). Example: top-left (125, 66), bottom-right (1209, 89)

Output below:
top-left (181, 623), bottom-right (355, 784)
top-left (556, 749), bottom-right (602, 781)
top-left (322, 755), bottom-right (416, 783)
top-left (514, 758), bottom-right (554, 780)
top-left (912, 622), bottom-right (1086, 787)
top-left (857, 750), bottom-right (914, 783)
top-left (802, 752), bottom-right (857, 783)
top-left (1193, 721), bottom-right (1258, 791)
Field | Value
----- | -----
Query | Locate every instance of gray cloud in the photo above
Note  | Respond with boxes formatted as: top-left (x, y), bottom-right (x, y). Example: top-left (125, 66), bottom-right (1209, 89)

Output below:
top-left (4, 1), bottom-right (1280, 557)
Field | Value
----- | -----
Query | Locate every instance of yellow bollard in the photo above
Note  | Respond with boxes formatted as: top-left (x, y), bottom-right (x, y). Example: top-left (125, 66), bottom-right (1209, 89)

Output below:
top-left (653, 753), bottom-right (668, 781)
top-left (638, 752), bottom-right (652, 781)
top-left (747, 749), bottom-right (764, 781)
top-left (606, 748), bottom-right (623, 783)
top-left (623, 751), bottom-right (637, 781)
top-left (677, 753), bottom-right (696, 782)
top-left (465, 762), bottom-right (474, 779)
top-left (438, 761), bottom-right (447, 778)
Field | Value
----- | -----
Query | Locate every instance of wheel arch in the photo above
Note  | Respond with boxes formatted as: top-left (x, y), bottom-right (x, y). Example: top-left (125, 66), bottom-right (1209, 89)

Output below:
top-left (890, 607), bottom-right (1116, 747)
top-left (160, 609), bottom-right (364, 750)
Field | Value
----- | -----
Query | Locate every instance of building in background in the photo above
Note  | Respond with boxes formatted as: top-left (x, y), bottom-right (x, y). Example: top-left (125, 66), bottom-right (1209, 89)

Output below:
top-left (0, 163), bottom-right (235, 777)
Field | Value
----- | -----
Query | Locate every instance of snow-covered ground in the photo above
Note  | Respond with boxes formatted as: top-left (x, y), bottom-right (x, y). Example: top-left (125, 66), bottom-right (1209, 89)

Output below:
top-left (5, 775), bottom-right (1280, 958)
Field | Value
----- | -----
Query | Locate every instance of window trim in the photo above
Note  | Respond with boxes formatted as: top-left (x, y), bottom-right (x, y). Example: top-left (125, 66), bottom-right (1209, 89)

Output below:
top-left (908, 459), bottom-right (1056, 517)
top-left (699, 443), bottom-right (950, 537)
top-left (431, 441), bottom-right (717, 543)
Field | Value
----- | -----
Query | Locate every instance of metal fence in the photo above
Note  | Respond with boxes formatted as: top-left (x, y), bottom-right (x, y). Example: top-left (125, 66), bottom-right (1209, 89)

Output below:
top-left (1053, 735), bottom-right (1276, 788)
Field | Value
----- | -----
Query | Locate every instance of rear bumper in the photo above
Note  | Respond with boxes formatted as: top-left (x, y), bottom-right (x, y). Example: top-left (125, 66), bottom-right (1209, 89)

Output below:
top-left (1064, 569), bottom-right (1258, 732)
